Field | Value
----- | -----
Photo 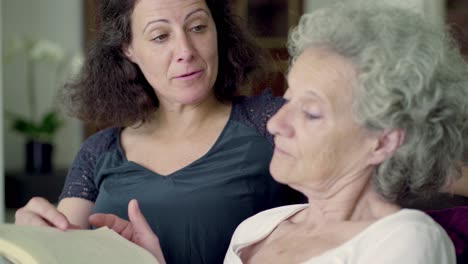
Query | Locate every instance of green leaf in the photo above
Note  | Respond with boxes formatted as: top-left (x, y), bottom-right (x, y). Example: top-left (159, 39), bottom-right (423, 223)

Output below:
top-left (6, 110), bottom-right (64, 143)
top-left (39, 111), bottom-right (63, 135)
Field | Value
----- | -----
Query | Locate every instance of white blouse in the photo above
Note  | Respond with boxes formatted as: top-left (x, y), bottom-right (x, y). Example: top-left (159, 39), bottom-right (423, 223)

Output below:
top-left (224, 204), bottom-right (455, 264)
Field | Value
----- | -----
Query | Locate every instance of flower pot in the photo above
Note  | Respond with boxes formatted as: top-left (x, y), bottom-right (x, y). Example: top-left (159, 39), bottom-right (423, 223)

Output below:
top-left (25, 140), bottom-right (53, 173)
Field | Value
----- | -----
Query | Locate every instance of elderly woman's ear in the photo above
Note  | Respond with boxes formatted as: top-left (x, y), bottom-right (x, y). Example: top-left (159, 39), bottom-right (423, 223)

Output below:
top-left (367, 129), bottom-right (405, 165)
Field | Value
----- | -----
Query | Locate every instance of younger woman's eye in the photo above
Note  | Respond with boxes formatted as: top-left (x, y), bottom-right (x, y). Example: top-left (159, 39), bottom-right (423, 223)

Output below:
top-left (152, 34), bottom-right (168, 42)
top-left (191, 25), bottom-right (207, 33)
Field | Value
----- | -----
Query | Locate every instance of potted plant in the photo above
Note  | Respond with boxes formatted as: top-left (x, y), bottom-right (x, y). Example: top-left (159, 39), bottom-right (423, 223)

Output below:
top-left (4, 37), bottom-right (80, 173)
top-left (6, 110), bottom-right (63, 173)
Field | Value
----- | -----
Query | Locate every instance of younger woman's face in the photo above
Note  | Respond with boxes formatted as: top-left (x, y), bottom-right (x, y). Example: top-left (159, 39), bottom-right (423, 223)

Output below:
top-left (124, 0), bottom-right (219, 107)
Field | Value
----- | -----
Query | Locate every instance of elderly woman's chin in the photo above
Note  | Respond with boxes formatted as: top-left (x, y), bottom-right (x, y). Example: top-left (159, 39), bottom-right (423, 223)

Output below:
top-left (269, 152), bottom-right (297, 185)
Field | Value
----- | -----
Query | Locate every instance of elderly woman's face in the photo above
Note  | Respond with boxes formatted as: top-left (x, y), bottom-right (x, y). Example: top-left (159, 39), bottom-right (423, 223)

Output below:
top-left (124, 0), bottom-right (218, 106)
top-left (267, 48), bottom-right (378, 189)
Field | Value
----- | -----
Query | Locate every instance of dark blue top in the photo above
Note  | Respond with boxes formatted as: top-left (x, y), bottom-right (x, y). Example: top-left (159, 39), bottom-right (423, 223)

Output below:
top-left (59, 91), bottom-right (303, 264)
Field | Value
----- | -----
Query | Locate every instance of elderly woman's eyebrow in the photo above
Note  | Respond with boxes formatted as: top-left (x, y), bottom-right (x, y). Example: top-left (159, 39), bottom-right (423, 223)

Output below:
top-left (305, 90), bottom-right (322, 98)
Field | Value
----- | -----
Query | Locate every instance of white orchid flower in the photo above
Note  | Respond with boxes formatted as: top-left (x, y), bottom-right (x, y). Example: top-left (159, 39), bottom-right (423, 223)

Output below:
top-left (68, 52), bottom-right (84, 76)
top-left (29, 39), bottom-right (65, 62)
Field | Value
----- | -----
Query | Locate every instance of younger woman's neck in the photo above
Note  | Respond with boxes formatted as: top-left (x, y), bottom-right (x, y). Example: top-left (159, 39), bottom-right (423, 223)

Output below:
top-left (143, 94), bottom-right (230, 136)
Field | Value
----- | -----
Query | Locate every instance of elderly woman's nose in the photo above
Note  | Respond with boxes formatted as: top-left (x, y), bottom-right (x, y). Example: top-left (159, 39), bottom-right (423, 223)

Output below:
top-left (267, 105), bottom-right (295, 137)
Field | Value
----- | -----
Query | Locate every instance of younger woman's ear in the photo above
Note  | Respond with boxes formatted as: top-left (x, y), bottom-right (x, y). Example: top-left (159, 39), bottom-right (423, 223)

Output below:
top-left (368, 129), bottom-right (405, 165)
top-left (122, 44), bottom-right (136, 63)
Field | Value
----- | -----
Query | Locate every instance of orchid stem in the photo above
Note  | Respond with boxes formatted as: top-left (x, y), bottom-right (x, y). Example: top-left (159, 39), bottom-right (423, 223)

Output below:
top-left (26, 58), bottom-right (37, 123)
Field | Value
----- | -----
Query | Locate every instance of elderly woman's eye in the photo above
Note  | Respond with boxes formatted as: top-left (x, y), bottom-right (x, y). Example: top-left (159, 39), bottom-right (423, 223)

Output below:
top-left (304, 112), bottom-right (321, 120)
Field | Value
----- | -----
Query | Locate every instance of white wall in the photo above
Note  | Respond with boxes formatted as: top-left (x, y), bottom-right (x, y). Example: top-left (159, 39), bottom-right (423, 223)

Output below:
top-left (304, 0), bottom-right (445, 26)
top-left (0, 0), bottom-right (4, 222)
top-left (2, 0), bottom-right (83, 172)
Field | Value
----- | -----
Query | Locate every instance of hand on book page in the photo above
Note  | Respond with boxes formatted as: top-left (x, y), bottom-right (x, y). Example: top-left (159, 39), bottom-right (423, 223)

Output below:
top-left (0, 224), bottom-right (159, 264)
top-left (15, 197), bottom-right (81, 230)
top-left (89, 199), bottom-right (167, 264)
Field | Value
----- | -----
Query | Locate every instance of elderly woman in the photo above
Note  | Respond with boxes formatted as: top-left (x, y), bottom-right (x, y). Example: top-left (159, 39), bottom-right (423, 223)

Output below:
top-left (224, 3), bottom-right (468, 263)
top-left (93, 3), bottom-right (468, 264)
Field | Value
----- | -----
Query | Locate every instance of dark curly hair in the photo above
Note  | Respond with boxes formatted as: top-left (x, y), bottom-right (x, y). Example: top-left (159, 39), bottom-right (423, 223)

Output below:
top-left (60, 0), bottom-right (271, 128)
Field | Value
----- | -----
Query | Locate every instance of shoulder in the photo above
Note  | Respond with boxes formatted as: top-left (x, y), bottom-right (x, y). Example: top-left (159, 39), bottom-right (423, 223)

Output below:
top-left (230, 204), bottom-right (307, 245)
top-left (377, 209), bottom-right (451, 235)
top-left (80, 127), bottom-right (120, 155)
top-left (370, 209), bottom-right (453, 244)
top-left (358, 209), bottom-right (456, 263)
top-left (233, 89), bottom-right (285, 116)
top-left (231, 89), bottom-right (285, 144)
top-left (72, 127), bottom-right (120, 167)
top-left (233, 89), bottom-right (285, 113)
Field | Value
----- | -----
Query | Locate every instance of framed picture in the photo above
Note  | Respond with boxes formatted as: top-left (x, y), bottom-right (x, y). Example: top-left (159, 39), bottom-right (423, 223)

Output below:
top-left (446, 0), bottom-right (468, 58)
top-left (230, 0), bottom-right (303, 95)
top-left (231, 0), bottom-right (302, 49)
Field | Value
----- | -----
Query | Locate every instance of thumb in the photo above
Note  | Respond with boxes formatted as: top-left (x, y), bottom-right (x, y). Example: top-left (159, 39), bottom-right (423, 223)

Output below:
top-left (128, 199), bottom-right (166, 264)
top-left (128, 199), bottom-right (153, 234)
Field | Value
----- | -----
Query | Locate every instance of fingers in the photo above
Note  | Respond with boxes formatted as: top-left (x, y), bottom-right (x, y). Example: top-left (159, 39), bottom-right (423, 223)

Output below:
top-left (89, 213), bottom-right (134, 240)
top-left (15, 197), bottom-right (70, 230)
top-left (15, 209), bottom-right (55, 227)
top-left (67, 223), bottom-right (83, 230)
top-left (128, 199), bottom-right (166, 264)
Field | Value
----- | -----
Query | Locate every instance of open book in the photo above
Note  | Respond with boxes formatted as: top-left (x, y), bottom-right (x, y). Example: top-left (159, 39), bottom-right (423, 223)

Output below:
top-left (0, 224), bottom-right (158, 264)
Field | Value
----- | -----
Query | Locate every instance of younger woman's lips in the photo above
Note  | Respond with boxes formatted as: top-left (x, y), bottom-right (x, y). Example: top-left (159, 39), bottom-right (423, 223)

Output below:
top-left (175, 70), bottom-right (204, 80)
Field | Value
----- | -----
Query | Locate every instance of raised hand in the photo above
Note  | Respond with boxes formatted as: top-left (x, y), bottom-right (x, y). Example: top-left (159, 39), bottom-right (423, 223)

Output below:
top-left (89, 199), bottom-right (166, 264)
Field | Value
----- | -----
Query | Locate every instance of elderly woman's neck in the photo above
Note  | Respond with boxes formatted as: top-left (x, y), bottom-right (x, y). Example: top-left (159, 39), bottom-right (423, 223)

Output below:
top-left (298, 175), bottom-right (400, 227)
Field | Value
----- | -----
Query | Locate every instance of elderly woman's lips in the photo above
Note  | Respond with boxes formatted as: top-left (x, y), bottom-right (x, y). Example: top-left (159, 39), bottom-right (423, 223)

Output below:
top-left (274, 147), bottom-right (291, 156)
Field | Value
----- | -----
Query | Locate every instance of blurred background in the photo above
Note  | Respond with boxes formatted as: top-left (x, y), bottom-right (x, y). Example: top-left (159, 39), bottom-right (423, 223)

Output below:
top-left (0, 0), bottom-right (463, 222)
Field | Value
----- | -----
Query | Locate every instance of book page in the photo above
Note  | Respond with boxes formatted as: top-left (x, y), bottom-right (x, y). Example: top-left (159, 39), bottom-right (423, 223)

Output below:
top-left (0, 224), bottom-right (158, 264)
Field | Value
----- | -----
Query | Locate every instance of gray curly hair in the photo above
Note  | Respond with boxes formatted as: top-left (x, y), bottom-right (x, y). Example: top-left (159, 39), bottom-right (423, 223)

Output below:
top-left (288, 3), bottom-right (468, 204)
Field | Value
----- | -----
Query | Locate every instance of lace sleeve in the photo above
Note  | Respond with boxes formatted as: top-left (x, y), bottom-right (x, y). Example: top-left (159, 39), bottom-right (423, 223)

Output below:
top-left (232, 89), bottom-right (285, 145)
top-left (58, 128), bottom-right (119, 202)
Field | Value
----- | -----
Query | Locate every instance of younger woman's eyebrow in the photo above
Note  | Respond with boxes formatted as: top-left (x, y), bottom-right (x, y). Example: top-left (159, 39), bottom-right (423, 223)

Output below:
top-left (142, 8), bottom-right (210, 34)
top-left (184, 8), bottom-right (210, 21)
top-left (143, 19), bottom-right (168, 34)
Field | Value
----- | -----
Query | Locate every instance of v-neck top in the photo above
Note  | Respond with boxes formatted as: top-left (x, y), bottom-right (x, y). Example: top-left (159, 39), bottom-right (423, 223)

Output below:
top-left (59, 90), bottom-right (304, 264)
top-left (225, 205), bottom-right (456, 264)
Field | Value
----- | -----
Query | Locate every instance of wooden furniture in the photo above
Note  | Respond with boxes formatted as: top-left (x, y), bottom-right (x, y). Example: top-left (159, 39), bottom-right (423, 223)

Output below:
top-left (231, 0), bottom-right (302, 48)
top-left (230, 0), bottom-right (303, 95)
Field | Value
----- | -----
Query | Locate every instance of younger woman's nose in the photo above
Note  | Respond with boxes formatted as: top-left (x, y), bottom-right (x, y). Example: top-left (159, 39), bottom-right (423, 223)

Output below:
top-left (176, 35), bottom-right (195, 62)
